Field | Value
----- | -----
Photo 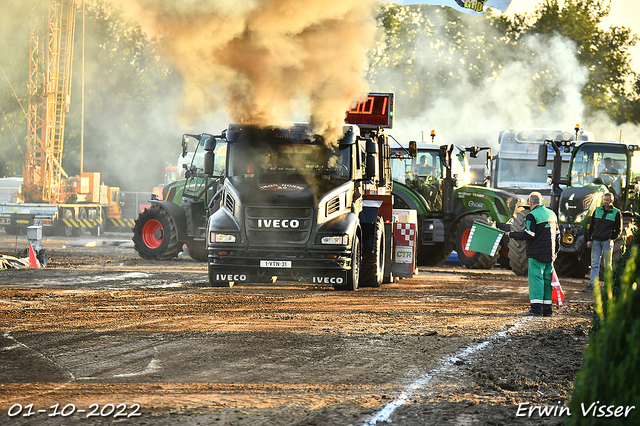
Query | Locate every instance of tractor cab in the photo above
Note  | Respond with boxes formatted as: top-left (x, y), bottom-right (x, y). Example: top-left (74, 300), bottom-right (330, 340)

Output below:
top-left (390, 142), bottom-right (470, 212)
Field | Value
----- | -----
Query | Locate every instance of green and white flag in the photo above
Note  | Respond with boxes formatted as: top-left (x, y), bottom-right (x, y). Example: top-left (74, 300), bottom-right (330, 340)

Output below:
top-left (384, 1), bottom-right (514, 15)
top-left (465, 221), bottom-right (505, 256)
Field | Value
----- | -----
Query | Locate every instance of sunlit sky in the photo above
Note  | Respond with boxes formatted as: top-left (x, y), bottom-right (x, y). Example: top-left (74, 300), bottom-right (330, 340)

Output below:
top-left (506, 0), bottom-right (640, 73)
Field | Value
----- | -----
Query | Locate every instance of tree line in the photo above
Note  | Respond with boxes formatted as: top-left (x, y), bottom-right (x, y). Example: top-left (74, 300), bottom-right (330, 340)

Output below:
top-left (0, 0), bottom-right (637, 190)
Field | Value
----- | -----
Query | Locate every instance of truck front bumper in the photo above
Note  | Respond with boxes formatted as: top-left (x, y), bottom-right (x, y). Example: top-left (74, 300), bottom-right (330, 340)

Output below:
top-left (207, 247), bottom-right (353, 285)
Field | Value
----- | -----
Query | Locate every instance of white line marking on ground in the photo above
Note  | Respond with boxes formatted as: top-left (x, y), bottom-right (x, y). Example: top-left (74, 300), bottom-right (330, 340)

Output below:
top-left (363, 318), bottom-right (531, 425)
top-left (113, 358), bottom-right (162, 378)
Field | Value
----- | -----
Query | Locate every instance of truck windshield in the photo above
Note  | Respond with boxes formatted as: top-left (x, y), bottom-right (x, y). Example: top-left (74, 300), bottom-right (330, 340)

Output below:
top-left (229, 142), bottom-right (351, 181)
top-left (570, 145), bottom-right (627, 194)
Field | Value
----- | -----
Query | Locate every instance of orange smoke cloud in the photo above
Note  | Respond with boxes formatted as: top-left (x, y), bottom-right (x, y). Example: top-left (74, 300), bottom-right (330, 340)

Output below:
top-left (112, 0), bottom-right (376, 143)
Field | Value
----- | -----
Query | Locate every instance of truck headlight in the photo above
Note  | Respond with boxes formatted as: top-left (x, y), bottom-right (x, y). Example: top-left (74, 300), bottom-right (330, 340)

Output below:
top-left (558, 212), bottom-right (567, 222)
top-left (210, 232), bottom-right (237, 244)
top-left (575, 211), bottom-right (587, 223)
top-left (321, 235), bottom-right (349, 245)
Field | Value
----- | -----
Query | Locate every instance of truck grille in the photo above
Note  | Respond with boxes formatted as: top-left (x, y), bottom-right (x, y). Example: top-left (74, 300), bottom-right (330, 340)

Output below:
top-left (245, 205), bottom-right (313, 245)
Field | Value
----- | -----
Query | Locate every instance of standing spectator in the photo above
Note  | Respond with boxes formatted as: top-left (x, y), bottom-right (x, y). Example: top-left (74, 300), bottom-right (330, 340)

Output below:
top-left (583, 192), bottom-right (622, 293)
top-left (506, 191), bottom-right (559, 317)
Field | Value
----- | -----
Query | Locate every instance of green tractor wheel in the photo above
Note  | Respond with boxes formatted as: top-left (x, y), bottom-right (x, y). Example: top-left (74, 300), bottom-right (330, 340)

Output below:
top-left (455, 215), bottom-right (499, 269)
top-left (132, 205), bottom-right (182, 260)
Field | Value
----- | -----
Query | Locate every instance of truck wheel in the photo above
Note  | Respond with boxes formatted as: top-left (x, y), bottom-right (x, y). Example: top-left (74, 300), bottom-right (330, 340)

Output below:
top-left (336, 234), bottom-right (360, 291)
top-left (58, 210), bottom-right (74, 237)
top-left (132, 205), bottom-right (182, 260)
top-left (186, 240), bottom-right (208, 262)
top-left (4, 226), bottom-right (20, 236)
top-left (208, 264), bottom-right (233, 287)
top-left (416, 243), bottom-right (451, 266)
top-left (90, 209), bottom-right (105, 236)
top-left (361, 217), bottom-right (385, 287)
top-left (455, 215), bottom-right (499, 269)
top-left (555, 252), bottom-right (589, 278)
top-left (72, 208), bottom-right (89, 237)
top-left (508, 208), bottom-right (528, 276)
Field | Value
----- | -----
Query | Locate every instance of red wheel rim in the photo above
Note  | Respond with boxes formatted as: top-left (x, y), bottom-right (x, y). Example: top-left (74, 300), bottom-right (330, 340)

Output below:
top-left (461, 228), bottom-right (476, 258)
top-left (142, 219), bottom-right (163, 249)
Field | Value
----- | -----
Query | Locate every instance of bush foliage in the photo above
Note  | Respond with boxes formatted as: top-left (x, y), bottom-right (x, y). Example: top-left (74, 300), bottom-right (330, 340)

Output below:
top-left (568, 194), bottom-right (640, 425)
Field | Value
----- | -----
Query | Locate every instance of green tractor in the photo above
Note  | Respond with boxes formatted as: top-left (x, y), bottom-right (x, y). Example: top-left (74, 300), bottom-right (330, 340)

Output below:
top-left (519, 137), bottom-right (640, 277)
top-left (132, 134), bottom-right (226, 261)
top-left (390, 139), bottom-right (522, 268)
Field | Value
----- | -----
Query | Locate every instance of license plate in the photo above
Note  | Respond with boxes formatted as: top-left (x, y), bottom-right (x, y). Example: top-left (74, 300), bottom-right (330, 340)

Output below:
top-left (17, 219), bottom-right (30, 224)
top-left (260, 260), bottom-right (291, 268)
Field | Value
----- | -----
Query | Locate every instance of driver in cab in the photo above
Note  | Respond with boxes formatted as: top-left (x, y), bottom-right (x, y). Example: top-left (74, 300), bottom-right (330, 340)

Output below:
top-left (600, 157), bottom-right (621, 196)
top-left (413, 155), bottom-right (436, 176)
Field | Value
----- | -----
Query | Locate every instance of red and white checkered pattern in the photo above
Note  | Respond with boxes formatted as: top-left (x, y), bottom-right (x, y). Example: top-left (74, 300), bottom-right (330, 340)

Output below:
top-left (394, 222), bottom-right (416, 247)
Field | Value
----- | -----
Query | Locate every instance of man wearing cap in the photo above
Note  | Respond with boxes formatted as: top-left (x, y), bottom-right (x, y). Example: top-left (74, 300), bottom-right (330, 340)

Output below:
top-left (506, 191), bottom-right (560, 317)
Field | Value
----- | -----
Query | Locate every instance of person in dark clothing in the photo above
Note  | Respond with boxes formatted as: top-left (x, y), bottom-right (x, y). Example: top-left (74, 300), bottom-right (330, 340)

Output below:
top-left (583, 192), bottom-right (622, 292)
top-left (506, 191), bottom-right (559, 317)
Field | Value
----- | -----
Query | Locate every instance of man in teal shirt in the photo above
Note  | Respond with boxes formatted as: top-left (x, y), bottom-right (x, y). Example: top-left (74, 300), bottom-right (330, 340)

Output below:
top-left (507, 192), bottom-right (560, 317)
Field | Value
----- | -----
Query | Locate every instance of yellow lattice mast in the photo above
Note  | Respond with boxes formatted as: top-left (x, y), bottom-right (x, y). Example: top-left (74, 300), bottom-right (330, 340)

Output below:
top-left (24, 0), bottom-right (76, 203)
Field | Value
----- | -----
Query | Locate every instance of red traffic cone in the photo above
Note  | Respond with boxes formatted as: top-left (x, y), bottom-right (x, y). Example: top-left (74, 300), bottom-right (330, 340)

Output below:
top-left (28, 245), bottom-right (40, 269)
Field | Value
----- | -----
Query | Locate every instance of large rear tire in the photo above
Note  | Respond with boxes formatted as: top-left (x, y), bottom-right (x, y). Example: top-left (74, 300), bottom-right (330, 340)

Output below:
top-left (454, 215), bottom-right (499, 269)
top-left (132, 205), bottom-right (182, 260)
top-left (508, 208), bottom-right (529, 276)
top-left (361, 217), bottom-right (385, 288)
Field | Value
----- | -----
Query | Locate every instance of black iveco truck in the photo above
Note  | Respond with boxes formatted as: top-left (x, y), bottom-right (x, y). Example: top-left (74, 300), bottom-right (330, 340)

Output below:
top-left (201, 93), bottom-right (409, 290)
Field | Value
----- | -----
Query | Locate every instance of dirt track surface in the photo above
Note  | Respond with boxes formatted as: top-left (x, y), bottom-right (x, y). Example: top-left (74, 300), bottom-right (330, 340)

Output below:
top-left (0, 232), bottom-right (593, 425)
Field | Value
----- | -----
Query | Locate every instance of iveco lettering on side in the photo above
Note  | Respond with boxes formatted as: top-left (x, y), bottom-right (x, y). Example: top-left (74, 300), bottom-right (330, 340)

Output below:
top-left (201, 93), bottom-right (411, 290)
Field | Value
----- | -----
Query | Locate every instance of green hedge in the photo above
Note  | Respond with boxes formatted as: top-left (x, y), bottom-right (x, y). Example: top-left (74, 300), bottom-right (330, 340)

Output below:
top-left (567, 192), bottom-right (640, 425)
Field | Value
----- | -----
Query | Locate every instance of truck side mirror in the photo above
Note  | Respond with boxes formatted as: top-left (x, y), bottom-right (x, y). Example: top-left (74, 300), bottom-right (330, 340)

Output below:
top-left (204, 151), bottom-right (215, 175)
top-left (408, 141), bottom-right (417, 158)
top-left (537, 144), bottom-right (547, 167)
top-left (366, 139), bottom-right (378, 180)
top-left (203, 135), bottom-right (215, 151)
top-left (182, 136), bottom-right (189, 158)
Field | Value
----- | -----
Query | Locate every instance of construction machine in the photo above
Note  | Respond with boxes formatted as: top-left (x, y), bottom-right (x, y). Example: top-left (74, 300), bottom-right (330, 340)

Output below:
top-left (0, 0), bottom-right (127, 237)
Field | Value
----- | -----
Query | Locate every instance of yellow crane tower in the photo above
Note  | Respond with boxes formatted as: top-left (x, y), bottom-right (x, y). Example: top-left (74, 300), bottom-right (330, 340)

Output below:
top-left (24, 0), bottom-right (77, 204)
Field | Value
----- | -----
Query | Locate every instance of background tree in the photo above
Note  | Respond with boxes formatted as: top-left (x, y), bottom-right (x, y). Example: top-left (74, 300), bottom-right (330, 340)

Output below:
top-left (507, 0), bottom-right (639, 124)
top-left (0, 0), bottom-right (185, 191)
top-left (367, 0), bottom-right (640, 143)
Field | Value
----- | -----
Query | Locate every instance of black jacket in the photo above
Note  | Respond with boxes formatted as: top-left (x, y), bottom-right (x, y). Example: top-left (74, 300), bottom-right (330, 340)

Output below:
top-left (588, 205), bottom-right (622, 242)
top-left (510, 205), bottom-right (559, 263)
